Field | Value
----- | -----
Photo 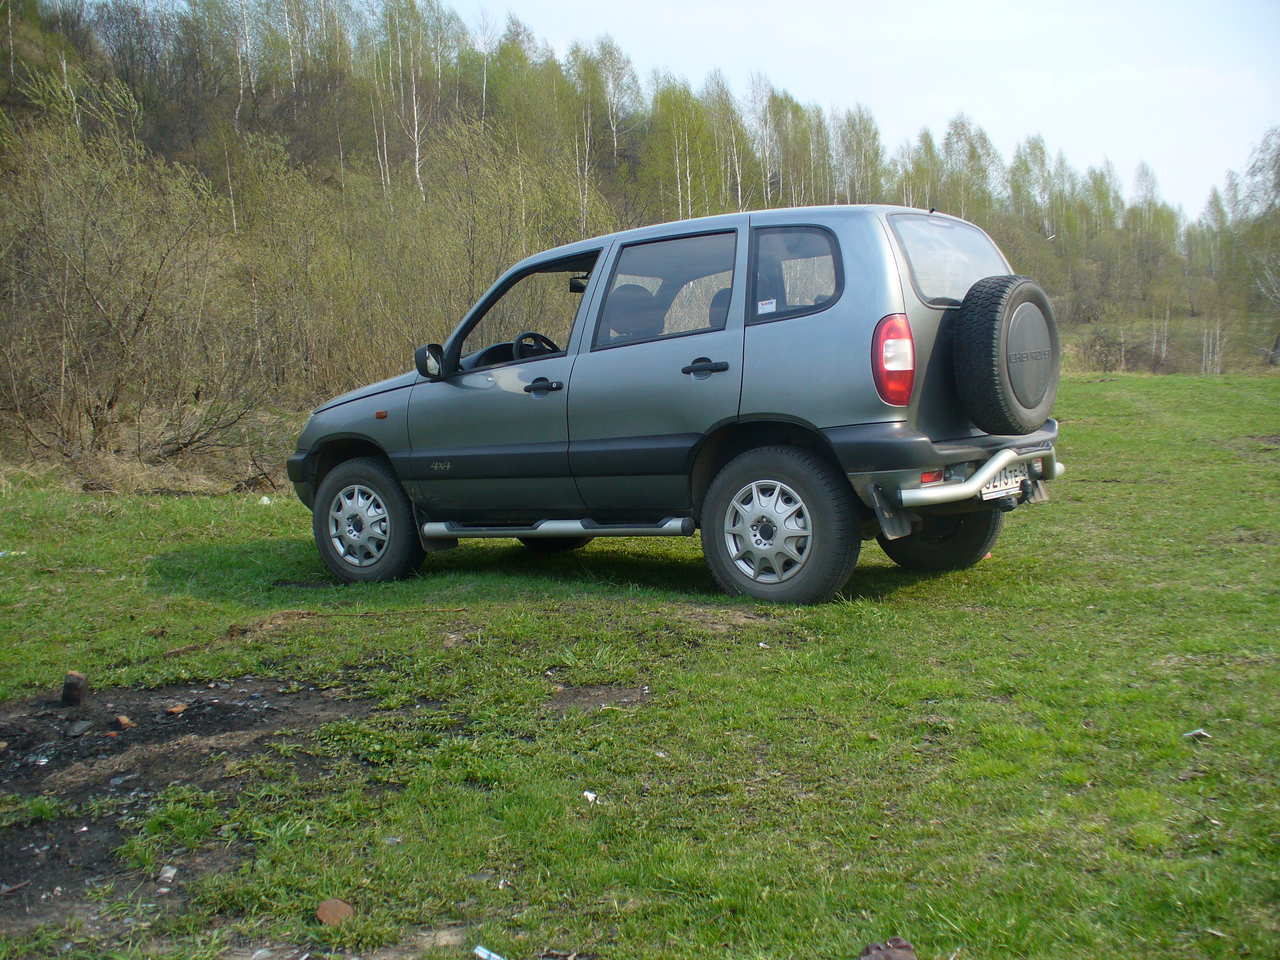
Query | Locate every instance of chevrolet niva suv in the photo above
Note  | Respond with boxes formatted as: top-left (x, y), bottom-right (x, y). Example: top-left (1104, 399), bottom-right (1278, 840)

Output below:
top-left (287, 206), bottom-right (1064, 604)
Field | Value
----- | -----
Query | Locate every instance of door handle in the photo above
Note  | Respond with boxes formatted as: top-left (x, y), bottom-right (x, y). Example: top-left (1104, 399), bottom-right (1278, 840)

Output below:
top-left (681, 358), bottom-right (730, 375)
top-left (524, 378), bottom-right (563, 393)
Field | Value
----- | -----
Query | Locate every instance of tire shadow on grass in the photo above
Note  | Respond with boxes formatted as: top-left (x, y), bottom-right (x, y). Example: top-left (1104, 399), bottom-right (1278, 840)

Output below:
top-left (147, 537), bottom-right (928, 609)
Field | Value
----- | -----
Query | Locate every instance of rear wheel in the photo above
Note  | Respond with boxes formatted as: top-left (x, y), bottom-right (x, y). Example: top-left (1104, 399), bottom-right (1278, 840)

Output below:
top-left (518, 536), bottom-right (593, 553)
top-left (877, 509), bottom-right (1003, 572)
top-left (313, 457), bottom-right (425, 583)
top-left (701, 446), bottom-right (860, 604)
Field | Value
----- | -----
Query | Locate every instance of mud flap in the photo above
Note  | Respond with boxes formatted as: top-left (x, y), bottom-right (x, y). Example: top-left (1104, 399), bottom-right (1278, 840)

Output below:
top-left (870, 483), bottom-right (914, 540)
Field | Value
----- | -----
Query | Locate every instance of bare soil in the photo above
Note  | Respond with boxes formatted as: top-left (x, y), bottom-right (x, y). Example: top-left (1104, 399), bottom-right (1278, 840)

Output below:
top-left (0, 678), bottom-right (372, 933)
top-left (546, 684), bottom-right (650, 715)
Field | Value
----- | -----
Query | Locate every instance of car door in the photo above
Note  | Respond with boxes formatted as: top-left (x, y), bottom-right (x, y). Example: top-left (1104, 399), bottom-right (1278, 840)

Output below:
top-left (567, 224), bottom-right (747, 515)
top-left (399, 247), bottom-right (605, 521)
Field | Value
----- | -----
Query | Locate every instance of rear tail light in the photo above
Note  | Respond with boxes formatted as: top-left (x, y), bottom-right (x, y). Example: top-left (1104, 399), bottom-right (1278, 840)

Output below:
top-left (872, 313), bottom-right (914, 406)
top-left (920, 469), bottom-right (944, 484)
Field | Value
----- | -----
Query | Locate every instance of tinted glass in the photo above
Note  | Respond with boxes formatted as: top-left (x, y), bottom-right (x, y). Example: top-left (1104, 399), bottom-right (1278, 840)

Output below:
top-left (594, 232), bottom-right (736, 348)
top-left (890, 214), bottom-right (1008, 304)
top-left (750, 227), bottom-right (839, 322)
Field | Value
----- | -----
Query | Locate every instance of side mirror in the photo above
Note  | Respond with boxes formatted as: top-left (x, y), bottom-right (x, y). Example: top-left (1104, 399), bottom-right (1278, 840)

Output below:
top-left (415, 343), bottom-right (445, 379)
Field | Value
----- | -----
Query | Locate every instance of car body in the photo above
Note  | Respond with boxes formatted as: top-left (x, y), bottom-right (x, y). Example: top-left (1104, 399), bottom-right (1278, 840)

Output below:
top-left (287, 204), bottom-right (1064, 603)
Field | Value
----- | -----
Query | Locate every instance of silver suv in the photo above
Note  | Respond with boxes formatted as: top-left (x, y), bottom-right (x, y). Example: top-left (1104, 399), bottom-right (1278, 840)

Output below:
top-left (287, 205), bottom-right (1063, 603)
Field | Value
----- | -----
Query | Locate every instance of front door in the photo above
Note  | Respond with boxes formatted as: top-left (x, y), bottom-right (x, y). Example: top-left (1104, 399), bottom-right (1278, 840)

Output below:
top-left (567, 227), bottom-right (747, 516)
top-left (400, 250), bottom-right (602, 521)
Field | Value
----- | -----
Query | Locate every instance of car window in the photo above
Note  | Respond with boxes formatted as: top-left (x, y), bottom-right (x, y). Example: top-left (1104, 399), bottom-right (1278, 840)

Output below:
top-left (593, 232), bottom-right (737, 348)
top-left (749, 226), bottom-right (840, 322)
top-left (458, 252), bottom-right (598, 371)
top-left (890, 213), bottom-right (1008, 305)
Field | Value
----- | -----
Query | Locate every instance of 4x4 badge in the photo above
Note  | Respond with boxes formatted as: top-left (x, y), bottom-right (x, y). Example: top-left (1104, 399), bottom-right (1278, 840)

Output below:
top-left (430, 460), bottom-right (452, 472)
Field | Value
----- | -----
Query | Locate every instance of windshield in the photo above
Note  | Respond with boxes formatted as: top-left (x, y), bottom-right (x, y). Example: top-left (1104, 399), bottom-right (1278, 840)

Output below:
top-left (890, 214), bottom-right (1009, 305)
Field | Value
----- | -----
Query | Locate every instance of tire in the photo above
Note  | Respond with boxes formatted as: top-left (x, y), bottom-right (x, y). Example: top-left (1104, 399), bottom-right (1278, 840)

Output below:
top-left (312, 457), bottom-right (425, 583)
top-left (953, 275), bottom-right (1060, 435)
top-left (877, 509), bottom-right (1003, 572)
top-left (700, 446), bottom-right (860, 604)
top-left (518, 536), bottom-right (593, 553)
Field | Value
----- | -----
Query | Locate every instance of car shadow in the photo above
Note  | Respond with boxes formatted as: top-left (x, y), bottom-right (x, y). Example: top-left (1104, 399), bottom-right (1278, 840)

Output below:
top-left (147, 537), bottom-right (925, 610)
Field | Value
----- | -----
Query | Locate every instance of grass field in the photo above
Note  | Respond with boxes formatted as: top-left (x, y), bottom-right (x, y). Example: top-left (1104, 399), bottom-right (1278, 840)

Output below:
top-left (0, 375), bottom-right (1277, 960)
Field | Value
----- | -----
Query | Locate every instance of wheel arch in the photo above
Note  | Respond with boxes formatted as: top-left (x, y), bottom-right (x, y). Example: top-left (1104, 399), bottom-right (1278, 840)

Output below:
top-left (309, 435), bottom-right (394, 490)
top-left (688, 417), bottom-right (859, 524)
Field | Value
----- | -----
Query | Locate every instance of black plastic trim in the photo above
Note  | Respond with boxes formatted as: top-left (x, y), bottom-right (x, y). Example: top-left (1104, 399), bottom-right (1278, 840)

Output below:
top-left (825, 419), bottom-right (1059, 473)
top-left (286, 452), bottom-right (310, 483)
top-left (569, 433), bottom-right (701, 477)
top-left (391, 442), bottom-right (569, 481)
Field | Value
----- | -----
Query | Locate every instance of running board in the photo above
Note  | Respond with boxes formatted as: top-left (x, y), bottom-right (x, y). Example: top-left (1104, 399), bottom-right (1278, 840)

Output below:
top-left (420, 517), bottom-right (695, 539)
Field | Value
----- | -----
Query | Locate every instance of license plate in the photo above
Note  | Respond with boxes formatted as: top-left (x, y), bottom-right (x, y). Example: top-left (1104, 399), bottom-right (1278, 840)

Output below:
top-left (981, 462), bottom-right (1029, 500)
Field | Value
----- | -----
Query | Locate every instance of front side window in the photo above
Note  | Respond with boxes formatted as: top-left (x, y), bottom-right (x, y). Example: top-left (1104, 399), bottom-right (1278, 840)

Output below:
top-left (749, 227), bottom-right (840, 323)
top-left (457, 251), bottom-right (599, 371)
top-left (593, 232), bottom-right (737, 349)
top-left (889, 214), bottom-right (1008, 305)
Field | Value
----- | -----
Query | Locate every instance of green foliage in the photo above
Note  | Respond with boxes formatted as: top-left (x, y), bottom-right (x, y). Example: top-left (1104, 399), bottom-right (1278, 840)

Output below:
top-left (0, 1), bottom-right (1276, 469)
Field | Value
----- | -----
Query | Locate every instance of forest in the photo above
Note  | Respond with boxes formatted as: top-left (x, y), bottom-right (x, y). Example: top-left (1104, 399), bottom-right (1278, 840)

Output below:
top-left (0, 0), bottom-right (1277, 469)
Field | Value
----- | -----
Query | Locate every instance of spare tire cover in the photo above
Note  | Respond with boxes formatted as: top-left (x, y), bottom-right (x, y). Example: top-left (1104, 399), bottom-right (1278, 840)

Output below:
top-left (952, 275), bottom-right (1060, 435)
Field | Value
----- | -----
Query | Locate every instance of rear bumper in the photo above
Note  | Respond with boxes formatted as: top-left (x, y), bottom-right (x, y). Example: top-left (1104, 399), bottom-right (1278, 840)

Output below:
top-left (827, 419), bottom-right (1064, 512)
top-left (897, 445), bottom-right (1064, 507)
top-left (823, 419), bottom-right (1059, 473)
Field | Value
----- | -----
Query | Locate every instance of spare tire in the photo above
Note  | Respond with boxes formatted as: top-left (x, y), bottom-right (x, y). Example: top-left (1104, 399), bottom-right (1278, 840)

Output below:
top-left (952, 275), bottom-right (1060, 435)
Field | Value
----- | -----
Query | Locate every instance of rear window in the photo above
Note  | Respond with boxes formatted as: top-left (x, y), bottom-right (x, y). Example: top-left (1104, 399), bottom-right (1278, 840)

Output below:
top-left (890, 214), bottom-right (1008, 305)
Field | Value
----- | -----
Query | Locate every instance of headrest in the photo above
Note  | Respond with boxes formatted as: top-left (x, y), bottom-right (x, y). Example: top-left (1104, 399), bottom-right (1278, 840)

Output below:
top-left (708, 287), bottom-right (732, 328)
top-left (604, 283), bottom-right (663, 342)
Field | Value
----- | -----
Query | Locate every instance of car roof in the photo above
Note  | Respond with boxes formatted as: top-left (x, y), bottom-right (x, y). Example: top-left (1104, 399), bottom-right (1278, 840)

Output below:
top-left (512, 204), bottom-right (957, 271)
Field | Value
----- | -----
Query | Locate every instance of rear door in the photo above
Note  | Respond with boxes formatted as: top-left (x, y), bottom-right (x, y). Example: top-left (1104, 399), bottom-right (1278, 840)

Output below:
top-left (566, 225), bottom-right (748, 515)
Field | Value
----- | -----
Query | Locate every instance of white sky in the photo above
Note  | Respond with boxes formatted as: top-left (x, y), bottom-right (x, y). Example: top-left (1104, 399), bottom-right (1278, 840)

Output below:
top-left (449, 0), bottom-right (1279, 218)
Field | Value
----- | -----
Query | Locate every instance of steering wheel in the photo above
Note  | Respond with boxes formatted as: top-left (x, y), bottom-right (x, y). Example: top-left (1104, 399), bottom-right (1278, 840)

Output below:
top-left (512, 330), bottom-right (560, 360)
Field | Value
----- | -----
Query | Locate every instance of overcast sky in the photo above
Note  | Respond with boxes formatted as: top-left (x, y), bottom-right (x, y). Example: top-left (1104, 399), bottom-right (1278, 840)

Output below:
top-left (448, 0), bottom-right (1278, 217)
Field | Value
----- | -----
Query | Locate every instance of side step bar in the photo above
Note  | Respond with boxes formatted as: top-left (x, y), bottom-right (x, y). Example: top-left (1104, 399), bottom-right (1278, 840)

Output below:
top-left (421, 517), bottom-right (695, 540)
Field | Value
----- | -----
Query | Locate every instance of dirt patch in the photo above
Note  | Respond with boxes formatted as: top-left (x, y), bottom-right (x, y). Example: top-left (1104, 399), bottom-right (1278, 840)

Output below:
top-left (677, 605), bottom-right (771, 634)
top-left (1208, 527), bottom-right (1277, 546)
top-left (546, 684), bottom-right (649, 715)
top-left (0, 678), bottom-right (365, 799)
top-left (1247, 434), bottom-right (1280, 446)
top-left (0, 678), bottom-right (373, 931)
top-left (219, 924), bottom-right (479, 959)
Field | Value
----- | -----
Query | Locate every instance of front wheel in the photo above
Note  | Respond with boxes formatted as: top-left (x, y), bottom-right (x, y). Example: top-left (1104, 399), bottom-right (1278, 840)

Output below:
top-left (877, 509), bottom-right (1004, 571)
top-left (700, 446), bottom-right (860, 604)
top-left (312, 457), bottom-right (425, 583)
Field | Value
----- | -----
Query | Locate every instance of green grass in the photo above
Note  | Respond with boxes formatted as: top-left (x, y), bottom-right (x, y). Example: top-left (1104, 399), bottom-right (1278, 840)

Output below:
top-left (1, 374), bottom-right (1278, 959)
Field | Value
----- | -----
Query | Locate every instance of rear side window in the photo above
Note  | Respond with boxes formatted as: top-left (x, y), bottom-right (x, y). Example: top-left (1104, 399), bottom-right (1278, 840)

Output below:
top-left (890, 214), bottom-right (1008, 305)
top-left (594, 232), bottom-right (737, 348)
top-left (749, 226), bottom-right (841, 323)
